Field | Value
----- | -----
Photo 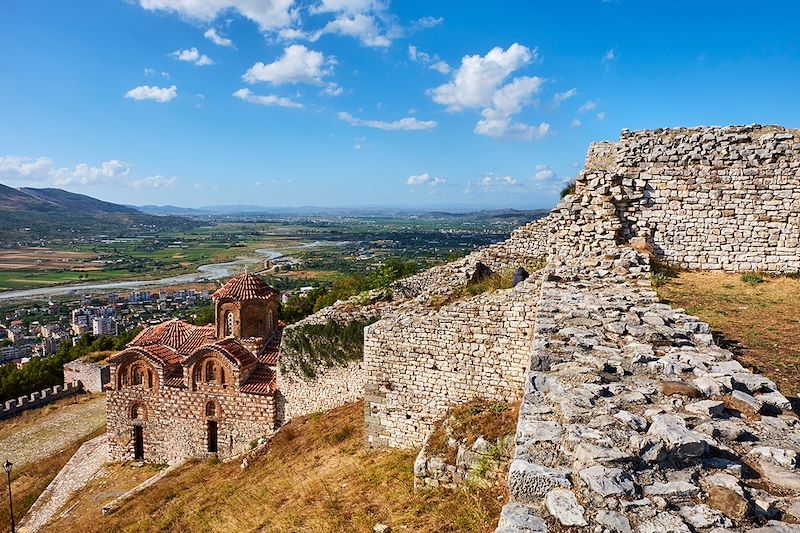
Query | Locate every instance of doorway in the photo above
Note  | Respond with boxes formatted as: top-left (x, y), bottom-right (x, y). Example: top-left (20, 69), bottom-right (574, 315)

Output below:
top-left (133, 425), bottom-right (144, 460)
top-left (207, 420), bottom-right (218, 453)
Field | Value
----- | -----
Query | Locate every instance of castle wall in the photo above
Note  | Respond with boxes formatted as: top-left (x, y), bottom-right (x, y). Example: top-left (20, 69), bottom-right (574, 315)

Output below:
top-left (568, 125), bottom-right (800, 272)
top-left (0, 383), bottom-right (80, 419)
top-left (106, 386), bottom-right (275, 464)
top-left (277, 360), bottom-right (364, 424)
top-left (363, 278), bottom-right (540, 449)
top-left (64, 360), bottom-right (109, 393)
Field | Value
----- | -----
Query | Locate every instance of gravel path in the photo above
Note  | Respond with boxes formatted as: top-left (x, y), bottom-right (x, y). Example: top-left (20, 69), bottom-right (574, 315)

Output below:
top-left (0, 397), bottom-right (106, 467)
top-left (19, 435), bottom-right (108, 533)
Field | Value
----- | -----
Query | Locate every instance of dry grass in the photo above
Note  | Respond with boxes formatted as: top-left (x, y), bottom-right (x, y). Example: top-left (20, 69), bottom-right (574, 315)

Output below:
top-left (657, 271), bottom-right (800, 397)
top-left (0, 426), bottom-right (104, 531)
top-left (51, 401), bottom-right (506, 533)
top-left (0, 393), bottom-right (102, 441)
top-left (427, 399), bottom-right (520, 463)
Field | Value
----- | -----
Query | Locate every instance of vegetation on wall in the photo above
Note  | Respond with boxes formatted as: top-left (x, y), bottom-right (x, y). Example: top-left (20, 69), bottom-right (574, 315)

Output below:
top-left (0, 328), bottom-right (140, 403)
top-left (279, 258), bottom-right (418, 324)
top-left (559, 180), bottom-right (576, 198)
top-left (281, 318), bottom-right (378, 378)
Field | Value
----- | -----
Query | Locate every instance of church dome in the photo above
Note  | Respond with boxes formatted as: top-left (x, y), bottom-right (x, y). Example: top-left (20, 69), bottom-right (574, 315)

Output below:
top-left (212, 272), bottom-right (278, 301)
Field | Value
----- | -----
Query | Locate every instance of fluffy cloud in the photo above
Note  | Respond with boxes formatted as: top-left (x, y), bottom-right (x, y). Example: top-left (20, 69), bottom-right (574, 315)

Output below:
top-left (411, 16), bottom-right (443, 29)
top-left (0, 156), bottom-right (54, 180)
top-left (170, 47), bottom-right (214, 65)
top-left (243, 45), bottom-right (335, 87)
top-left (553, 87), bottom-right (577, 106)
top-left (313, 13), bottom-right (390, 47)
top-left (429, 43), bottom-right (549, 141)
top-left (570, 118), bottom-right (582, 128)
top-left (0, 156), bottom-right (181, 189)
top-left (129, 175), bottom-right (176, 189)
top-left (125, 85), bottom-right (177, 102)
top-left (233, 88), bottom-right (303, 108)
top-left (407, 173), bottom-right (444, 186)
top-left (477, 173), bottom-right (518, 192)
top-left (429, 43), bottom-right (536, 112)
top-left (137, 0), bottom-right (294, 31)
top-left (408, 45), bottom-right (450, 74)
top-left (310, 0), bottom-right (384, 14)
top-left (204, 28), bottom-right (234, 47)
top-left (0, 156), bottom-right (132, 186)
top-left (338, 111), bottom-right (437, 131)
top-left (533, 164), bottom-right (555, 181)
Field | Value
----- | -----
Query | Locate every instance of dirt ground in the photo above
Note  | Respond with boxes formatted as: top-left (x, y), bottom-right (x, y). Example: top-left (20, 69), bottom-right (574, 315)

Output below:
top-left (0, 248), bottom-right (97, 271)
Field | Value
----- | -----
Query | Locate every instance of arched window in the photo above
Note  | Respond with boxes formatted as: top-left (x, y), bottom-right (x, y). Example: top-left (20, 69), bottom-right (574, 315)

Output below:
top-left (147, 370), bottom-right (153, 389)
top-left (266, 310), bottom-right (274, 333)
top-left (131, 402), bottom-right (144, 420)
top-left (205, 401), bottom-right (217, 418)
top-left (219, 368), bottom-right (226, 386)
top-left (225, 311), bottom-right (234, 337)
top-left (205, 360), bottom-right (217, 382)
top-left (131, 365), bottom-right (143, 386)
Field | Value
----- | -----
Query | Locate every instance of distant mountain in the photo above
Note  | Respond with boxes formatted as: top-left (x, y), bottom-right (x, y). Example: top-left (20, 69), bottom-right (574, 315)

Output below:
top-left (134, 204), bottom-right (210, 216)
top-left (0, 184), bottom-right (195, 244)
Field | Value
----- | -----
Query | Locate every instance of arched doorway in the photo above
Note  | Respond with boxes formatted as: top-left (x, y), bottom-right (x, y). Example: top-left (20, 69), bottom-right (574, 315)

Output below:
top-left (131, 403), bottom-right (145, 461)
top-left (205, 401), bottom-right (219, 453)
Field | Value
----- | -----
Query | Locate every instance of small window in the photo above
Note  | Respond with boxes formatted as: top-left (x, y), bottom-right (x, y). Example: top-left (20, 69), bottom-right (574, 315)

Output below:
top-left (220, 368), bottom-right (226, 386)
top-left (206, 401), bottom-right (217, 417)
top-left (205, 360), bottom-right (217, 382)
top-left (147, 370), bottom-right (153, 389)
top-left (131, 365), bottom-right (143, 386)
top-left (225, 311), bottom-right (234, 337)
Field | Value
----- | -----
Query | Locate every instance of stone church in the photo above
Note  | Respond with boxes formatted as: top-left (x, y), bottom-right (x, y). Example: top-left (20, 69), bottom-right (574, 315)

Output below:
top-left (106, 272), bottom-right (281, 464)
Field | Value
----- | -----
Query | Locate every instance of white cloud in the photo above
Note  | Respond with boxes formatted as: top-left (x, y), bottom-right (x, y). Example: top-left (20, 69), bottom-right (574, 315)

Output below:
top-left (170, 47), bottom-right (214, 65)
top-left (243, 45), bottom-right (335, 86)
top-left (137, 0), bottom-right (295, 31)
top-left (429, 43), bottom-right (549, 141)
top-left (596, 111), bottom-right (606, 121)
top-left (429, 43), bottom-right (536, 112)
top-left (408, 45), bottom-right (450, 74)
top-left (125, 85), bottom-right (177, 102)
top-left (407, 173), bottom-right (445, 186)
top-left (310, 0), bottom-right (383, 14)
top-left (478, 173), bottom-right (518, 192)
top-left (278, 27), bottom-right (307, 40)
top-left (578, 99), bottom-right (597, 113)
top-left (570, 118), bottom-right (581, 128)
top-left (553, 87), bottom-right (577, 106)
top-left (129, 175), bottom-right (176, 189)
top-left (313, 13), bottom-right (390, 47)
top-left (533, 164), bottom-right (555, 181)
top-left (602, 48), bottom-right (616, 62)
top-left (411, 16), bottom-right (443, 29)
top-left (204, 28), bottom-right (234, 47)
top-left (144, 67), bottom-right (155, 76)
top-left (0, 156), bottom-right (54, 180)
top-left (338, 111), bottom-right (437, 131)
top-left (233, 88), bottom-right (303, 108)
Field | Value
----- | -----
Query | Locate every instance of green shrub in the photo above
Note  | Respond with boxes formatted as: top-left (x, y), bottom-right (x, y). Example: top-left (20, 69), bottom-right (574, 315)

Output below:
top-left (559, 180), bottom-right (576, 198)
top-left (281, 318), bottom-right (379, 378)
top-left (651, 272), bottom-right (668, 288)
top-left (741, 272), bottom-right (764, 285)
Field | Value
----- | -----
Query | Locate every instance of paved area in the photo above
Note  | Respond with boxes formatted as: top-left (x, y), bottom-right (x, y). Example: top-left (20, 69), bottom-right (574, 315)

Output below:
top-left (19, 435), bottom-right (108, 533)
top-left (0, 397), bottom-right (106, 467)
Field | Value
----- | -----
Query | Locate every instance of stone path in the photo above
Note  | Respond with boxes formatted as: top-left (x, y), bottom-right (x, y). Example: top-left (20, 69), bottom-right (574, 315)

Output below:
top-left (0, 397), bottom-right (106, 467)
top-left (19, 435), bottom-right (108, 533)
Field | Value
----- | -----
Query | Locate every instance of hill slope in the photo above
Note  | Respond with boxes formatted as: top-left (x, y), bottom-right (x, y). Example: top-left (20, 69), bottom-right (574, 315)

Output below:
top-left (0, 184), bottom-right (194, 243)
top-left (43, 401), bottom-right (506, 533)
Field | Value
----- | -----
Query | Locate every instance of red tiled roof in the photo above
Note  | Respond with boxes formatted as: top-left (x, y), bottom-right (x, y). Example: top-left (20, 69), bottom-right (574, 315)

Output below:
top-left (257, 329), bottom-right (282, 365)
top-left (213, 273), bottom-right (278, 301)
top-left (163, 367), bottom-right (185, 388)
top-left (240, 365), bottom-right (276, 395)
top-left (129, 319), bottom-right (197, 351)
top-left (109, 344), bottom-right (182, 368)
top-left (193, 338), bottom-right (258, 368)
top-left (176, 325), bottom-right (217, 356)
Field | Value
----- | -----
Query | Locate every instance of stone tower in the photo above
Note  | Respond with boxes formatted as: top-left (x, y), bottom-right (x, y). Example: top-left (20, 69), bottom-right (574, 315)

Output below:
top-left (212, 272), bottom-right (279, 340)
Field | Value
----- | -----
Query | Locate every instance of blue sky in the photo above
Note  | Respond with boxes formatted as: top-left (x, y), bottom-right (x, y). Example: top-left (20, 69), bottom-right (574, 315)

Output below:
top-left (1, 1), bottom-right (799, 209)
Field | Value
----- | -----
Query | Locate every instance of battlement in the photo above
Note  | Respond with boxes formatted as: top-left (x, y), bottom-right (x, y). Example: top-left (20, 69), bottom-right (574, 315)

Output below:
top-left (0, 382), bottom-right (81, 419)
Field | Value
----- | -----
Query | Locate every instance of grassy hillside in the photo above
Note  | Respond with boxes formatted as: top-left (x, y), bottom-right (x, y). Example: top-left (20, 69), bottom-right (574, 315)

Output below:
top-left (45, 401), bottom-right (507, 533)
top-left (657, 271), bottom-right (800, 397)
top-left (0, 184), bottom-right (194, 243)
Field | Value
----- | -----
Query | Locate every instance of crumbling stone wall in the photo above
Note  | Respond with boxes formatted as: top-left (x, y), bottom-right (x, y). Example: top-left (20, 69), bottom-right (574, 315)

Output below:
top-left (363, 279), bottom-right (540, 449)
top-left (562, 125), bottom-right (800, 272)
top-left (496, 245), bottom-right (800, 532)
top-left (0, 383), bottom-right (80, 419)
top-left (64, 360), bottom-right (109, 393)
top-left (277, 360), bottom-right (364, 423)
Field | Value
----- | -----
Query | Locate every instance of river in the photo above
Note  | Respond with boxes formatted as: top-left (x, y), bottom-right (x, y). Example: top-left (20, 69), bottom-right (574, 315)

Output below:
top-left (0, 248), bottom-right (284, 302)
